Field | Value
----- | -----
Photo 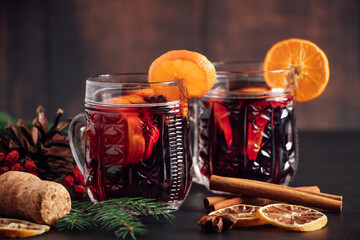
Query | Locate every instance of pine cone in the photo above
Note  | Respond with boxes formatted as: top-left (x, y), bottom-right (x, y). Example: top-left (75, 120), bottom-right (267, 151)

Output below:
top-left (0, 106), bottom-right (74, 182)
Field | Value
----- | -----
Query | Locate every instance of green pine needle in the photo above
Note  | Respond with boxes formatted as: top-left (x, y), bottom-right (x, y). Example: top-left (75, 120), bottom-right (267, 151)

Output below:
top-left (92, 209), bottom-right (147, 239)
top-left (56, 198), bottom-right (174, 240)
top-left (56, 209), bottom-right (91, 231)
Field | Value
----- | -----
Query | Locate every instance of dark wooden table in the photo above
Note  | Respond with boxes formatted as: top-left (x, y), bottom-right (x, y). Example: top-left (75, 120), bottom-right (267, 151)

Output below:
top-left (6, 131), bottom-right (360, 240)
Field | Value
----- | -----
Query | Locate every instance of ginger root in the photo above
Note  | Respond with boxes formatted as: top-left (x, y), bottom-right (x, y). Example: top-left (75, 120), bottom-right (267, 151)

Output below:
top-left (0, 171), bottom-right (71, 225)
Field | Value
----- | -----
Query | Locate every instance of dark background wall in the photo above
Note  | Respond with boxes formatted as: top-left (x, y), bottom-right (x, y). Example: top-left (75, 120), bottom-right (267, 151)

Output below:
top-left (0, 0), bottom-right (359, 130)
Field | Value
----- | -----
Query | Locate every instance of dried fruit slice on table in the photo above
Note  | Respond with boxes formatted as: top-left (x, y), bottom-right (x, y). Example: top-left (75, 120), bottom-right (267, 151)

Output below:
top-left (209, 204), bottom-right (267, 227)
top-left (0, 218), bottom-right (50, 238)
top-left (256, 203), bottom-right (327, 231)
top-left (263, 38), bottom-right (330, 102)
top-left (148, 50), bottom-right (217, 99)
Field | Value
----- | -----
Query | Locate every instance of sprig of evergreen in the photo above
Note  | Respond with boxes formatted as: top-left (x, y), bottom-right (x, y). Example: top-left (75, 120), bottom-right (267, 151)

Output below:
top-left (56, 198), bottom-right (174, 240)
top-left (92, 208), bottom-right (147, 239)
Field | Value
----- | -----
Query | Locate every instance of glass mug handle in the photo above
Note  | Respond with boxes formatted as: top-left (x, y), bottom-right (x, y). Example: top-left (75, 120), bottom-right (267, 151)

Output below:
top-left (189, 98), bottom-right (202, 184)
top-left (68, 113), bottom-right (86, 175)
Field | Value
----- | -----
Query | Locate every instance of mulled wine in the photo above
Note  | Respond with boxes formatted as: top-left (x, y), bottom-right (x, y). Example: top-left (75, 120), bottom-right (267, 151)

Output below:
top-left (84, 99), bottom-right (191, 206)
top-left (193, 64), bottom-right (298, 187)
top-left (69, 74), bottom-right (192, 211)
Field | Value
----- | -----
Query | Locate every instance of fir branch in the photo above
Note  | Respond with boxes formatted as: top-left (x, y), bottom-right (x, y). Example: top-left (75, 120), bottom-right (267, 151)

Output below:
top-left (56, 201), bottom-right (94, 231)
top-left (92, 208), bottom-right (148, 240)
top-left (55, 198), bottom-right (174, 240)
top-left (93, 198), bottom-right (175, 221)
top-left (56, 209), bottom-right (91, 231)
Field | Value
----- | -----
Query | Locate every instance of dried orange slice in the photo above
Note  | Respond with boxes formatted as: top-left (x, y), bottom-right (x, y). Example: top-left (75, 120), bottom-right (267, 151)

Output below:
top-left (209, 204), bottom-right (267, 227)
top-left (256, 203), bottom-right (327, 231)
top-left (263, 38), bottom-right (330, 102)
top-left (0, 218), bottom-right (50, 238)
top-left (148, 50), bottom-right (216, 98)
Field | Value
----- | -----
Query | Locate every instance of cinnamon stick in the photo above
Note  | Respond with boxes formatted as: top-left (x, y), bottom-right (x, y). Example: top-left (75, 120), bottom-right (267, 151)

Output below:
top-left (295, 189), bottom-right (343, 201)
top-left (239, 178), bottom-right (343, 201)
top-left (295, 186), bottom-right (321, 193)
top-left (204, 196), bottom-right (228, 210)
top-left (205, 186), bottom-right (322, 210)
top-left (209, 197), bottom-right (245, 211)
top-left (210, 175), bottom-right (342, 212)
top-left (244, 186), bottom-right (323, 206)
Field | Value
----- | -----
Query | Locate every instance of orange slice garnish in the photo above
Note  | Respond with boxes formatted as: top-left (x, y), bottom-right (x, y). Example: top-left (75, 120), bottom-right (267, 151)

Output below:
top-left (104, 94), bottom-right (147, 104)
top-left (0, 218), bottom-right (50, 238)
top-left (124, 88), bottom-right (155, 98)
top-left (148, 50), bottom-right (216, 98)
top-left (209, 204), bottom-right (267, 227)
top-left (237, 87), bottom-right (270, 93)
top-left (263, 38), bottom-right (330, 102)
top-left (126, 115), bottom-right (146, 165)
top-left (256, 203), bottom-right (327, 231)
top-left (103, 97), bottom-right (147, 165)
top-left (213, 102), bottom-right (232, 147)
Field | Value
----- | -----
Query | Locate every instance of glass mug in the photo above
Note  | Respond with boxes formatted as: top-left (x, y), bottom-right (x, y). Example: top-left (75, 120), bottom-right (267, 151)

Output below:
top-left (192, 62), bottom-right (298, 189)
top-left (69, 73), bottom-right (192, 212)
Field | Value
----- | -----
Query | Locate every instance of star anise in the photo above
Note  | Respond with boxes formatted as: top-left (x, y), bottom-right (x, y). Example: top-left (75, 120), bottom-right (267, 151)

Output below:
top-left (198, 214), bottom-right (237, 232)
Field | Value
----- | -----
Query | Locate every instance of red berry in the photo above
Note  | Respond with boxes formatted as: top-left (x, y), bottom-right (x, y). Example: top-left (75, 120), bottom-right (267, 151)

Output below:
top-left (73, 170), bottom-right (84, 185)
top-left (72, 165), bottom-right (84, 185)
top-left (0, 166), bottom-right (10, 175)
top-left (73, 185), bottom-right (87, 198)
top-left (73, 165), bottom-right (81, 173)
top-left (0, 152), bottom-right (5, 162)
top-left (11, 163), bottom-right (24, 172)
top-left (6, 150), bottom-right (19, 165)
top-left (62, 175), bottom-right (74, 187)
top-left (25, 160), bottom-right (37, 172)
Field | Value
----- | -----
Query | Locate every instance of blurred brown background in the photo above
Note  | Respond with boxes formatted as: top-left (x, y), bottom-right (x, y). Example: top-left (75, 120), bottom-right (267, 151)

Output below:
top-left (0, 0), bottom-right (359, 130)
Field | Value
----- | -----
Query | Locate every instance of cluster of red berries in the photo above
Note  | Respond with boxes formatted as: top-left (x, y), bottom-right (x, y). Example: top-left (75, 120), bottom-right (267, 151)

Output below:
top-left (62, 165), bottom-right (87, 199)
top-left (0, 150), bottom-right (87, 199)
top-left (0, 150), bottom-right (37, 176)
